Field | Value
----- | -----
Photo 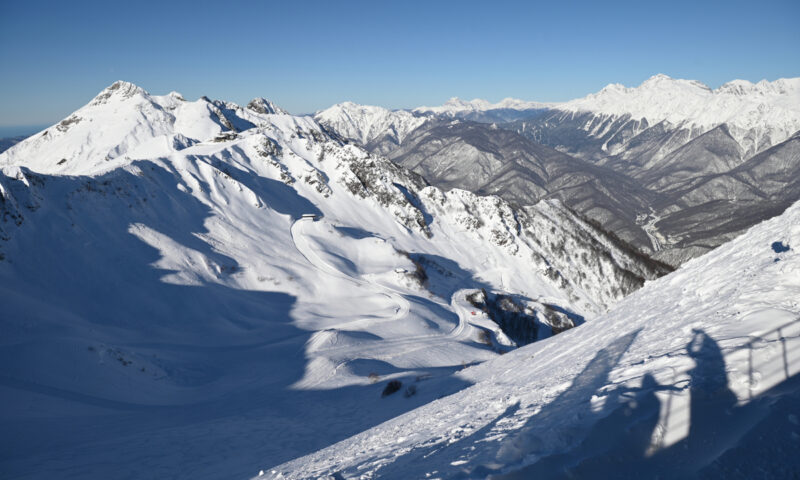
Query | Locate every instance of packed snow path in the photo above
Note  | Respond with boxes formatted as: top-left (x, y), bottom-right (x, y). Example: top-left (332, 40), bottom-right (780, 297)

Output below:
top-left (290, 216), bottom-right (410, 325)
top-left (290, 216), bottom-right (500, 390)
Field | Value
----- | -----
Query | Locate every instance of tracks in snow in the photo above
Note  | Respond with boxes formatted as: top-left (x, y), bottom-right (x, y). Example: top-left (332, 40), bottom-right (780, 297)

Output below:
top-left (290, 217), bottom-right (484, 383)
top-left (290, 216), bottom-right (410, 325)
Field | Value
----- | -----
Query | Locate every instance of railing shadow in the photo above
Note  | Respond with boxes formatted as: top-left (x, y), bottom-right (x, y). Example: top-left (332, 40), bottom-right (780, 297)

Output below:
top-left (493, 320), bottom-right (799, 479)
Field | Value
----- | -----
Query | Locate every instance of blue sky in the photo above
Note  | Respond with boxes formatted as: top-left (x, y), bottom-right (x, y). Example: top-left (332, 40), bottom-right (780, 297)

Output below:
top-left (1, 0), bottom-right (798, 127)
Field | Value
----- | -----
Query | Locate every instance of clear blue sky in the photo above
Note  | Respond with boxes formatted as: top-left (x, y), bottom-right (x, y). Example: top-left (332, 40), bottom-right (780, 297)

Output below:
top-left (1, 0), bottom-right (798, 127)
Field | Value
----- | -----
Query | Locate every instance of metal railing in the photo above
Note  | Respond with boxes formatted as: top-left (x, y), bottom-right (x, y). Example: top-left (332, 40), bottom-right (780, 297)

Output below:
top-left (744, 317), bottom-right (799, 400)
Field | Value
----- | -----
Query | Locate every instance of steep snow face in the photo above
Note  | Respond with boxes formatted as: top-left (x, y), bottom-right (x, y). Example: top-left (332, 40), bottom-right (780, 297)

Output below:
top-left (314, 102), bottom-right (426, 147)
top-left (559, 74), bottom-right (800, 155)
top-left (0, 82), bottom-right (666, 479)
top-left (414, 97), bottom-right (557, 117)
top-left (263, 198), bottom-right (800, 480)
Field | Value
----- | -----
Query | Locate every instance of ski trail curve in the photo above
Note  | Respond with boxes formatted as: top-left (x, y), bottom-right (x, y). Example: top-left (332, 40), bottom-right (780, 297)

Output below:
top-left (290, 219), bottom-right (483, 360)
top-left (290, 217), bottom-right (410, 323)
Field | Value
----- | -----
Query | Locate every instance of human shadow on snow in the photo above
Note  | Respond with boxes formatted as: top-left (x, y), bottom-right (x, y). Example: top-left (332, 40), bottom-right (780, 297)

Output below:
top-left (493, 328), bottom-right (800, 480)
top-left (365, 327), bottom-right (800, 480)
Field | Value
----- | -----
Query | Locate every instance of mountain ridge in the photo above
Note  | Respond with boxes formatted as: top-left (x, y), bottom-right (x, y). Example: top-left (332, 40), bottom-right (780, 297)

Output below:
top-left (314, 74), bottom-right (800, 266)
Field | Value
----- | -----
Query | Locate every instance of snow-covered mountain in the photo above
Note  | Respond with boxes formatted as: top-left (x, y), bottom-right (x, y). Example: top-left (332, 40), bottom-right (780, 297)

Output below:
top-left (503, 75), bottom-right (800, 264)
top-left (0, 82), bottom-right (667, 479)
top-left (318, 75), bottom-right (800, 266)
top-left (415, 97), bottom-right (555, 117)
top-left (314, 102), bottom-right (426, 155)
top-left (559, 74), bottom-right (800, 155)
top-left (263, 188), bottom-right (800, 480)
top-left (387, 120), bottom-right (658, 250)
top-left (0, 81), bottom-right (291, 176)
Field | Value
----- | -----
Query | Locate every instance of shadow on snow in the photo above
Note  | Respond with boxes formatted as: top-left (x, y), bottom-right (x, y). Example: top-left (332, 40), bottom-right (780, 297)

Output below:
top-left (358, 324), bottom-right (800, 479)
top-left (0, 160), bottom-right (465, 480)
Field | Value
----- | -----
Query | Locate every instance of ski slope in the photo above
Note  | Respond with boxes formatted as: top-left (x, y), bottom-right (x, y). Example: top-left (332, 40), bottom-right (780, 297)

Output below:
top-left (264, 199), bottom-right (800, 479)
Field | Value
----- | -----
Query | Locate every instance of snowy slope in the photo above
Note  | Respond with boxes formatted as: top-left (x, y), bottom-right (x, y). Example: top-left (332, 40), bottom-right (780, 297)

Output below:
top-left (0, 82), bottom-right (664, 479)
top-left (314, 102), bottom-right (426, 149)
top-left (0, 135), bottom-right (28, 154)
top-left (264, 199), bottom-right (800, 479)
top-left (558, 74), bottom-right (800, 155)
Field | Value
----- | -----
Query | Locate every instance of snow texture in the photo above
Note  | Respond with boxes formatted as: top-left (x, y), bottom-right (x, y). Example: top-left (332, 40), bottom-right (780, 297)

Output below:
top-left (265, 199), bottom-right (800, 479)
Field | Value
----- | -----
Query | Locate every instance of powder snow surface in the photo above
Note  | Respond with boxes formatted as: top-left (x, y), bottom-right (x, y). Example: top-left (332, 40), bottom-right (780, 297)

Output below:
top-left (265, 200), bottom-right (800, 479)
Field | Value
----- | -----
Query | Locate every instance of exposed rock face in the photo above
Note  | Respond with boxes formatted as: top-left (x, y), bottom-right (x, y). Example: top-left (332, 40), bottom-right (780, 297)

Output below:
top-left (247, 98), bottom-right (289, 115)
top-left (386, 120), bottom-right (659, 250)
top-left (466, 288), bottom-right (578, 346)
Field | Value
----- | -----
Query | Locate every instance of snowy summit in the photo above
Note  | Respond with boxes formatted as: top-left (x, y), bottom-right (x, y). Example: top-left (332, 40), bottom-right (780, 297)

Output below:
top-left (559, 74), bottom-right (800, 153)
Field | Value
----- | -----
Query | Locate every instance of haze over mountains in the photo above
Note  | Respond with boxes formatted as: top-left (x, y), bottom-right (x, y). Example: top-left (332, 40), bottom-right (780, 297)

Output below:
top-left (316, 74), bottom-right (800, 265)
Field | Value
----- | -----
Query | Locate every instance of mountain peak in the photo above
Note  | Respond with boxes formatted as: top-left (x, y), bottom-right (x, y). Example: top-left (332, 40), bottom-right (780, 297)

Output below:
top-left (598, 82), bottom-right (627, 94)
top-left (246, 97), bottom-right (288, 115)
top-left (642, 73), bottom-right (673, 84)
top-left (443, 97), bottom-right (472, 107)
top-left (639, 74), bottom-right (710, 91)
top-left (325, 101), bottom-right (386, 112)
top-left (335, 100), bottom-right (360, 108)
top-left (416, 96), bottom-right (551, 115)
top-left (315, 101), bottom-right (425, 146)
top-left (90, 80), bottom-right (148, 105)
top-left (561, 74), bottom-right (800, 146)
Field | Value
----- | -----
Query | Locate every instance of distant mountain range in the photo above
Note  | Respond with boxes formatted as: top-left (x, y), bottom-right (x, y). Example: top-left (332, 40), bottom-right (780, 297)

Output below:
top-left (315, 74), bottom-right (800, 265)
top-left (0, 134), bottom-right (35, 154)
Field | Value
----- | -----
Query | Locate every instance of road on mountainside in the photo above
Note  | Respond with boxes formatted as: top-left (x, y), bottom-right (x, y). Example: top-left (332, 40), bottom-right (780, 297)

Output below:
top-left (638, 209), bottom-right (664, 252)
